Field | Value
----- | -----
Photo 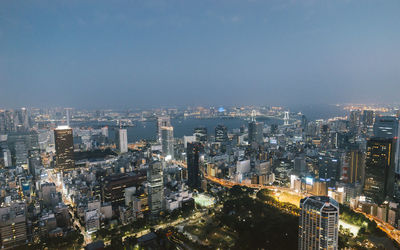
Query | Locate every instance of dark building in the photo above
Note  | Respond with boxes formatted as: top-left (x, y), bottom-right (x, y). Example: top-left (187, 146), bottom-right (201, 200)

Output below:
top-left (28, 149), bottom-right (41, 177)
top-left (187, 142), bottom-right (202, 189)
top-left (363, 138), bottom-right (396, 204)
top-left (147, 161), bottom-right (163, 218)
top-left (373, 116), bottom-right (399, 139)
top-left (215, 124), bottom-right (228, 143)
top-left (318, 155), bottom-right (340, 187)
top-left (345, 149), bottom-right (364, 184)
top-left (362, 110), bottom-right (374, 126)
top-left (248, 121), bottom-right (263, 145)
top-left (194, 127), bottom-right (207, 142)
top-left (102, 172), bottom-right (147, 206)
top-left (54, 126), bottom-right (74, 171)
top-left (349, 110), bottom-right (362, 132)
top-left (270, 124), bottom-right (278, 135)
top-left (320, 124), bottom-right (330, 149)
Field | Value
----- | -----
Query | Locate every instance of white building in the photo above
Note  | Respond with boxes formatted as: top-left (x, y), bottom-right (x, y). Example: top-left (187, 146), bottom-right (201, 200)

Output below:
top-left (298, 196), bottom-right (339, 250)
top-left (116, 128), bottom-right (128, 153)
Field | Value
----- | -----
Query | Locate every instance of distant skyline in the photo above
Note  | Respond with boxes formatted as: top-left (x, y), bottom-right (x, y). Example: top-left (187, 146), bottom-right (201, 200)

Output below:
top-left (1, 0), bottom-right (399, 108)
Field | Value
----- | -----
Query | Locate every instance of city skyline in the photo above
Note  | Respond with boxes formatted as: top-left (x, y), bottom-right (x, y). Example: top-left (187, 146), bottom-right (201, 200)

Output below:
top-left (1, 0), bottom-right (400, 108)
top-left (2, 1), bottom-right (400, 249)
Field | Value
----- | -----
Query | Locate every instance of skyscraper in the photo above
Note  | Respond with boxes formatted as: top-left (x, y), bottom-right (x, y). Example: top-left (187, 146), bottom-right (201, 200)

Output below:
top-left (298, 196), bottom-right (339, 250)
top-left (148, 161), bottom-right (164, 218)
top-left (161, 126), bottom-right (174, 159)
top-left (54, 126), bottom-right (74, 171)
top-left (362, 110), bottom-right (374, 127)
top-left (373, 116), bottom-right (399, 139)
top-left (345, 149), bottom-right (364, 184)
top-left (187, 142), bottom-right (202, 189)
top-left (349, 110), bottom-right (361, 132)
top-left (157, 116), bottom-right (171, 143)
top-left (318, 155), bottom-right (340, 187)
top-left (116, 128), bottom-right (128, 153)
top-left (370, 116), bottom-right (400, 201)
top-left (364, 138), bottom-right (396, 204)
top-left (248, 118), bottom-right (263, 145)
top-left (215, 124), bottom-right (228, 143)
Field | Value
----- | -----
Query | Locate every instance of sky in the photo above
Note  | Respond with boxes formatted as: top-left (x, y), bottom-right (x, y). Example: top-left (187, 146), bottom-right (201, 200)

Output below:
top-left (1, 0), bottom-right (399, 109)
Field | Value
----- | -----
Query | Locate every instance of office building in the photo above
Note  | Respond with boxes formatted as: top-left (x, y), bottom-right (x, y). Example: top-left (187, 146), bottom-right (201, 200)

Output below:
top-left (148, 161), bottom-right (164, 218)
top-left (187, 142), bottom-right (202, 189)
top-left (373, 116), bottom-right (399, 139)
top-left (54, 126), bottom-right (74, 170)
top-left (157, 116), bottom-right (171, 143)
top-left (194, 127), bottom-right (207, 142)
top-left (0, 203), bottom-right (27, 249)
top-left (363, 110), bottom-right (374, 127)
top-left (102, 172), bottom-right (147, 206)
top-left (116, 128), bottom-right (128, 153)
top-left (294, 156), bottom-right (306, 174)
top-left (364, 138), bottom-right (395, 204)
top-left (215, 124), bottom-right (228, 143)
top-left (298, 196), bottom-right (339, 250)
top-left (248, 120), bottom-right (263, 145)
top-left (161, 126), bottom-right (174, 159)
top-left (345, 149), bottom-right (364, 184)
top-left (318, 155), bottom-right (340, 187)
top-left (28, 149), bottom-right (41, 177)
top-left (1, 148), bottom-right (11, 168)
top-left (349, 110), bottom-right (361, 132)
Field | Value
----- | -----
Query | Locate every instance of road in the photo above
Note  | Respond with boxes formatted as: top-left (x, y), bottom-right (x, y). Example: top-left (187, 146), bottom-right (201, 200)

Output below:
top-left (355, 209), bottom-right (400, 246)
top-left (45, 170), bottom-right (93, 245)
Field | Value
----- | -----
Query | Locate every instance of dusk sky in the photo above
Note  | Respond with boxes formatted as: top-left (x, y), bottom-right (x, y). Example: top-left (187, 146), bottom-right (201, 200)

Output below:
top-left (1, 0), bottom-right (399, 108)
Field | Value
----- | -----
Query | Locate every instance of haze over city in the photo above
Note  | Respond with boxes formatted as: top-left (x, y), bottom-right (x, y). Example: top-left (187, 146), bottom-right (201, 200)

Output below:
top-left (1, 0), bottom-right (400, 108)
top-left (2, 1), bottom-right (400, 250)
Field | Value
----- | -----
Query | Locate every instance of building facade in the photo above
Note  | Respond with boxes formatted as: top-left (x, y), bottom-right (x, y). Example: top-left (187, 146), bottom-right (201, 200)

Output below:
top-left (298, 196), bottom-right (339, 250)
top-left (116, 128), bottom-right (128, 153)
top-left (54, 126), bottom-right (74, 170)
top-left (148, 161), bottom-right (164, 218)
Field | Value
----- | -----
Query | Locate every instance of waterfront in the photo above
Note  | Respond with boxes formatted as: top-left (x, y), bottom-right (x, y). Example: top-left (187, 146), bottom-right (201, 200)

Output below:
top-left (72, 117), bottom-right (283, 142)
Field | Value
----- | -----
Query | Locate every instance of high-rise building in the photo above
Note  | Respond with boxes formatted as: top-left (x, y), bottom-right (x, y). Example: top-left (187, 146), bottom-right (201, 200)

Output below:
top-left (364, 138), bottom-right (395, 204)
top-left (101, 126), bottom-right (109, 138)
top-left (215, 124), bottom-right (228, 143)
top-left (194, 127), bottom-right (207, 142)
top-left (148, 161), bottom-right (164, 218)
top-left (28, 149), bottom-right (41, 177)
top-left (372, 116), bottom-right (400, 201)
top-left (14, 136), bottom-right (28, 167)
top-left (1, 148), bottom-right (12, 168)
top-left (248, 120), bottom-right (263, 145)
top-left (345, 149), bottom-right (364, 184)
top-left (318, 155), bottom-right (340, 187)
top-left (187, 142), bottom-right (202, 189)
top-left (298, 196), bottom-right (339, 250)
top-left (373, 116), bottom-right (399, 139)
top-left (294, 156), bottom-right (306, 174)
top-left (320, 124), bottom-right (330, 149)
top-left (161, 126), bottom-right (174, 159)
top-left (54, 126), bottom-right (74, 171)
top-left (349, 110), bottom-right (362, 132)
top-left (362, 110), bottom-right (374, 127)
top-left (157, 116), bottom-right (171, 143)
top-left (116, 128), bottom-right (128, 153)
